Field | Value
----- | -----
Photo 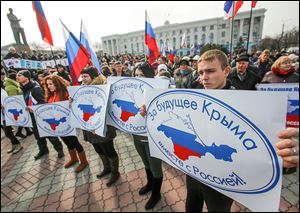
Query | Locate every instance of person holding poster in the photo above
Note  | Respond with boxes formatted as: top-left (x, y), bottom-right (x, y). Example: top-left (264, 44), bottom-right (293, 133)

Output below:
top-left (184, 50), bottom-right (235, 212)
top-left (43, 75), bottom-right (89, 173)
top-left (79, 67), bottom-right (119, 186)
top-left (133, 62), bottom-right (164, 210)
top-left (16, 70), bottom-right (64, 160)
top-left (184, 50), bottom-right (299, 212)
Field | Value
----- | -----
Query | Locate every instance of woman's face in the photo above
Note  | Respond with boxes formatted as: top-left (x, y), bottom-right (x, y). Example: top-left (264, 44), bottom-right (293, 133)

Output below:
top-left (280, 60), bottom-right (292, 71)
top-left (135, 68), bottom-right (145, 78)
top-left (46, 79), bottom-right (56, 92)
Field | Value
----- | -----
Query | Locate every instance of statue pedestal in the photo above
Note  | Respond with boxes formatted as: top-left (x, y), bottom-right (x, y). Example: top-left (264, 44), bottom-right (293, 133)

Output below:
top-left (14, 44), bottom-right (31, 54)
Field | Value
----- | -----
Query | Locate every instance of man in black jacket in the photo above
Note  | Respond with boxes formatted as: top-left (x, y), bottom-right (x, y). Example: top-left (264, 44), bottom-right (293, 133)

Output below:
top-left (228, 53), bottom-right (260, 90)
top-left (16, 70), bottom-right (64, 160)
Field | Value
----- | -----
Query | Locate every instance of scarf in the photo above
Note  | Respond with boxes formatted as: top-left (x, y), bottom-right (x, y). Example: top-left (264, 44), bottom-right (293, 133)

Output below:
top-left (272, 66), bottom-right (295, 76)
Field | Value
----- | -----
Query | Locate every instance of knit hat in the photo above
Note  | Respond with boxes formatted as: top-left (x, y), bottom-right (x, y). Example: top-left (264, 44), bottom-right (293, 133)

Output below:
top-left (80, 67), bottom-right (99, 79)
top-left (17, 70), bottom-right (31, 80)
top-left (158, 64), bottom-right (168, 73)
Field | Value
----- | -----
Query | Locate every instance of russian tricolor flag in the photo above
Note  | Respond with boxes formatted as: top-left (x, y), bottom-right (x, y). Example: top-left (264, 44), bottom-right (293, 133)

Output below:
top-left (224, 1), bottom-right (244, 20)
top-left (145, 11), bottom-right (159, 64)
top-left (32, 1), bottom-right (53, 46)
top-left (61, 20), bottom-right (91, 85)
top-left (80, 20), bottom-right (102, 73)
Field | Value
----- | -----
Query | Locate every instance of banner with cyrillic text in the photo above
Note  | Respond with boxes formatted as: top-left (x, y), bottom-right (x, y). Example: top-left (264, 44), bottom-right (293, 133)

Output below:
top-left (30, 101), bottom-right (76, 137)
top-left (146, 89), bottom-right (288, 212)
top-left (3, 58), bottom-right (68, 69)
top-left (106, 77), bottom-right (169, 136)
top-left (3, 95), bottom-right (32, 127)
top-left (67, 85), bottom-right (110, 137)
top-left (256, 83), bottom-right (299, 128)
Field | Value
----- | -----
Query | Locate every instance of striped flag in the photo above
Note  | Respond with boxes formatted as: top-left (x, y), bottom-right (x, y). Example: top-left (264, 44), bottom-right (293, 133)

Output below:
top-left (61, 20), bottom-right (91, 85)
top-left (32, 1), bottom-right (53, 46)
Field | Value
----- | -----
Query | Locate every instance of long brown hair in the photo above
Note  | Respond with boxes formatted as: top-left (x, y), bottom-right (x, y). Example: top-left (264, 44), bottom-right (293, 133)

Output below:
top-left (44, 75), bottom-right (70, 102)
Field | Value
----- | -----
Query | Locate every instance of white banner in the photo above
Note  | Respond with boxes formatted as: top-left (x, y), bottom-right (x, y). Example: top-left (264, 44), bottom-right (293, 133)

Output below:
top-left (146, 89), bottom-right (288, 212)
top-left (1, 89), bottom-right (8, 125)
top-left (3, 95), bottom-right (32, 127)
top-left (3, 58), bottom-right (68, 69)
top-left (67, 85), bottom-right (110, 137)
top-left (106, 77), bottom-right (169, 136)
top-left (256, 83), bottom-right (299, 128)
top-left (3, 58), bottom-right (43, 70)
top-left (30, 101), bottom-right (76, 137)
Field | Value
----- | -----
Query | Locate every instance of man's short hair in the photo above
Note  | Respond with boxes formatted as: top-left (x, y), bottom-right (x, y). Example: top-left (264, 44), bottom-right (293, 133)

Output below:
top-left (198, 49), bottom-right (229, 70)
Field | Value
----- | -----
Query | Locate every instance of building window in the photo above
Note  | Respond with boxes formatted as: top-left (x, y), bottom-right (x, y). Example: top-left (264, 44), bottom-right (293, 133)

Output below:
top-left (131, 43), bottom-right (134, 53)
top-left (136, 43), bottom-right (139, 53)
top-left (221, 31), bottom-right (226, 37)
top-left (202, 26), bottom-right (206, 32)
top-left (194, 27), bottom-right (198, 33)
top-left (201, 34), bottom-right (206, 44)
top-left (173, 37), bottom-right (176, 49)
top-left (130, 37), bottom-right (133, 42)
top-left (194, 35), bottom-right (198, 45)
top-left (209, 33), bottom-right (214, 43)
top-left (187, 28), bottom-right (190, 34)
top-left (179, 29), bottom-right (183, 34)
top-left (222, 24), bottom-right (226, 29)
top-left (187, 36), bottom-right (190, 48)
top-left (210, 25), bottom-right (214, 30)
top-left (172, 30), bottom-right (176, 36)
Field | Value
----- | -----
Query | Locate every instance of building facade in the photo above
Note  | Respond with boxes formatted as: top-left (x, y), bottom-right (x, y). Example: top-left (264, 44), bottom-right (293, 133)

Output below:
top-left (101, 9), bottom-right (266, 56)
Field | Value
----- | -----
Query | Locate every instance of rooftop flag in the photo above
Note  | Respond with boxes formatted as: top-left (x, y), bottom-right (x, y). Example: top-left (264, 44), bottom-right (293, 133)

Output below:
top-left (61, 20), bottom-right (91, 85)
top-left (32, 1), bottom-right (53, 46)
top-left (145, 11), bottom-right (160, 64)
top-left (80, 20), bottom-right (102, 73)
top-left (224, 1), bottom-right (244, 19)
top-left (251, 1), bottom-right (257, 8)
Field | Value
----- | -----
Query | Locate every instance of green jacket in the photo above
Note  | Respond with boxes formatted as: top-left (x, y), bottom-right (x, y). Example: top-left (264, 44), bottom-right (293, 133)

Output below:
top-left (3, 77), bottom-right (21, 96)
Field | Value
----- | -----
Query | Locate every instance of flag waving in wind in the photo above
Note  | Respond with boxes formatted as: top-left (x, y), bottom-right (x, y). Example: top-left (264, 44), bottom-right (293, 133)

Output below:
top-left (145, 11), bottom-right (160, 64)
top-left (80, 20), bottom-right (102, 73)
top-left (224, 1), bottom-right (244, 19)
top-left (32, 1), bottom-right (53, 46)
top-left (61, 20), bottom-right (91, 85)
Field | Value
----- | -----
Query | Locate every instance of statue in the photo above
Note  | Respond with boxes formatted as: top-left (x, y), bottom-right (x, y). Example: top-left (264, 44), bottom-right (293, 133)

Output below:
top-left (7, 8), bottom-right (28, 45)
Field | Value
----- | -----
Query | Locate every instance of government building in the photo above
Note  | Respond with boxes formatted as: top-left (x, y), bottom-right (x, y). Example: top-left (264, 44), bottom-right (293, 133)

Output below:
top-left (101, 8), bottom-right (266, 56)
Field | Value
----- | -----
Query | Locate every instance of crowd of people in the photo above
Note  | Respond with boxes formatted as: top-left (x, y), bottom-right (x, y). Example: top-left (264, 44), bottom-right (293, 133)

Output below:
top-left (1, 45), bottom-right (299, 211)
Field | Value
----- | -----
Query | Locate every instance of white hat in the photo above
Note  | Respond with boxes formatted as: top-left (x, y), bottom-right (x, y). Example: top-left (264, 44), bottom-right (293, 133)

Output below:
top-left (158, 64), bottom-right (168, 72)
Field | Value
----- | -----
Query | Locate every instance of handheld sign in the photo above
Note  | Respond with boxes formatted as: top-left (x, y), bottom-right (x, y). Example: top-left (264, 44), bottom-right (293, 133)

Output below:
top-left (30, 101), bottom-right (76, 137)
top-left (107, 77), bottom-right (169, 136)
top-left (146, 89), bottom-right (288, 212)
top-left (68, 85), bottom-right (110, 137)
top-left (3, 95), bottom-right (32, 127)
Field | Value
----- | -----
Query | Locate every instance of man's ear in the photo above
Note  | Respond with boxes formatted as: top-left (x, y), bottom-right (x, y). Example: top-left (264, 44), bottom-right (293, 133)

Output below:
top-left (224, 66), bottom-right (231, 77)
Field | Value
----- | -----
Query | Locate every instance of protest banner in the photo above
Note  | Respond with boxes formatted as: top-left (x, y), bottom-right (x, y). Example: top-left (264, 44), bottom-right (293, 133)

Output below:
top-left (256, 83), bottom-right (299, 128)
top-left (106, 77), bottom-right (169, 136)
top-left (67, 85), bottom-right (110, 137)
top-left (30, 101), bottom-right (76, 137)
top-left (146, 89), bottom-right (288, 211)
top-left (3, 95), bottom-right (32, 127)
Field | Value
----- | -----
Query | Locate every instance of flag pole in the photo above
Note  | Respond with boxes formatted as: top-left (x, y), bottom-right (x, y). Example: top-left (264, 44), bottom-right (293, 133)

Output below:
top-left (49, 45), bottom-right (58, 68)
top-left (230, 2), bottom-right (235, 57)
top-left (246, 5), bottom-right (253, 53)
